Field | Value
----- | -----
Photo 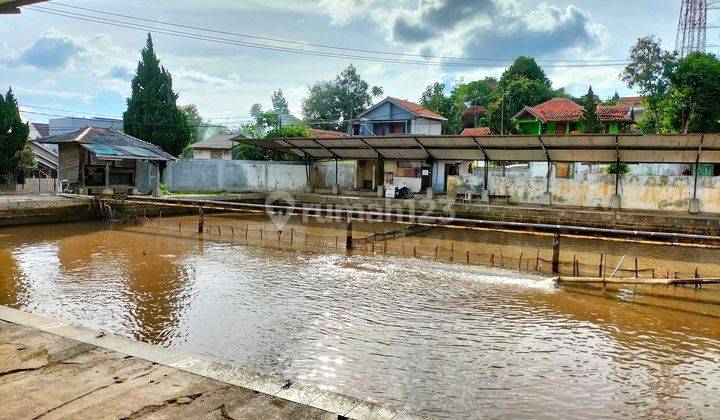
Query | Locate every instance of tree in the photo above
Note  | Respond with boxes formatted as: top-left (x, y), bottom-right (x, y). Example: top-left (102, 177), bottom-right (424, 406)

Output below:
top-left (234, 125), bottom-right (307, 161)
top-left (487, 77), bottom-right (554, 134)
top-left (419, 82), bottom-right (457, 134)
top-left (580, 86), bottom-right (603, 134)
top-left (249, 103), bottom-right (263, 118)
top-left (0, 88), bottom-right (29, 183)
top-left (180, 104), bottom-right (203, 143)
top-left (123, 34), bottom-right (192, 157)
top-left (662, 52), bottom-right (720, 133)
top-left (302, 64), bottom-right (379, 131)
top-left (621, 36), bottom-right (676, 133)
top-left (499, 56), bottom-right (551, 92)
top-left (371, 86), bottom-right (384, 99)
top-left (271, 89), bottom-right (290, 116)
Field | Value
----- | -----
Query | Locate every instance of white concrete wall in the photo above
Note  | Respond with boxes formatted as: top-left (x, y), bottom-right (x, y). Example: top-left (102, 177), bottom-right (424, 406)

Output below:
top-left (449, 171), bottom-right (720, 213)
top-left (410, 118), bottom-right (442, 135)
top-left (151, 160), bottom-right (355, 193)
top-left (192, 149), bottom-right (232, 160)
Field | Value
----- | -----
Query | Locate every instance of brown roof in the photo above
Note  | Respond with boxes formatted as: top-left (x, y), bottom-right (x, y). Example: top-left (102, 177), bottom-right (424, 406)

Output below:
top-left (515, 98), bottom-right (632, 123)
top-left (597, 105), bottom-right (633, 121)
top-left (618, 96), bottom-right (643, 107)
top-left (386, 97), bottom-right (447, 121)
top-left (309, 128), bottom-right (349, 138)
top-left (461, 127), bottom-right (492, 136)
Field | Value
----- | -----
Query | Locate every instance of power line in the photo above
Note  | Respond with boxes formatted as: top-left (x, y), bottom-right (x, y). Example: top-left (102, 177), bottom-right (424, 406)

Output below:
top-left (21, 104), bottom-right (257, 121)
top-left (49, 1), bottom-right (629, 65)
top-left (26, 5), bottom-right (628, 68)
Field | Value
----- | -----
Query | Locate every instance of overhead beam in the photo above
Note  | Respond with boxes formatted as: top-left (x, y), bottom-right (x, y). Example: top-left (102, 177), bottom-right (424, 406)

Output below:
top-left (413, 137), bottom-right (434, 160)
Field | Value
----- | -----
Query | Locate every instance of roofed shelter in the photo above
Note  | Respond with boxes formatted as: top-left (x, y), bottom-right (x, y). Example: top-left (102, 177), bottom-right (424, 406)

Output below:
top-left (513, 98), bottom-right (634, 135)
top-left (37, 127), bottom-right (175, 195)
top-left (0, 0), bottom-right (48, 14)
top-left (236, 133), bottom-right (720, 210)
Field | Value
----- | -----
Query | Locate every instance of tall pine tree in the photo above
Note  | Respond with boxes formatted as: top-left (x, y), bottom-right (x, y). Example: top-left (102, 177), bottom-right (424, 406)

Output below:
top-left (0, 88), bottom-right (29, 183)
top-left (123, 34), bottom-right (190, 157)
top-left (580, 86), bottom-right (603, 134)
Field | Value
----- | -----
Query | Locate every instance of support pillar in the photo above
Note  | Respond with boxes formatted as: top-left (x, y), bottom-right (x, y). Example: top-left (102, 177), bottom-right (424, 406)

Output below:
top-left (197, 206), bottom-right (204, 234)
top-left (541, 160), bottom-right (552, 206)
top-left (482, 157), bottom-right (490, 204)
top-left (551, 233), bottom-right (560, 274)
top-left (333, 156), bottom-right (340, 195)
top-left (101, 161), bottom-right (113, 195)
top-left (345, 216), bottom-right (353, 250)
top-left (690, 162), bottom-right (700, 214)
top-left (152, 162), bottom-right (162, 197)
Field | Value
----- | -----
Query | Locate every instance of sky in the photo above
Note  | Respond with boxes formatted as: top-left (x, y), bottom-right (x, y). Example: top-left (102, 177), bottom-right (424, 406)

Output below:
top-left (0, 0), bottom-right (710, 127)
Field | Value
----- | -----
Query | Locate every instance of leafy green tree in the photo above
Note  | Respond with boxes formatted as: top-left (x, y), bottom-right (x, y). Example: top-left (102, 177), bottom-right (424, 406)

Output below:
top-left (271, 89), bottom-right (290, 115)
top-left (0, 88), bottom-right (29, 183)
top-left (621, 36), bottom-right (676, 133)
top-left (580, 86), bottom-right (603, 133)
top-left (452, 77), bottom-right (497, 108)
top-left (371, 86), bottom-right (384, 99)
top-left (419, 82), bottom-right (457, 134)
top-left (249, 103), bottom-right (263, 118)
top-left (499, 56), bottom-right (551, 91)
top-left (234, 125), bottom-right (307, 161)
top-left (302, 64), bottom-right (379, 131)
top-left (123, 34), bottom-right (191, 157)
top-left (662, 52), bottom-right (720, 133)
top-left (487, 77), bottom-right (554, 134)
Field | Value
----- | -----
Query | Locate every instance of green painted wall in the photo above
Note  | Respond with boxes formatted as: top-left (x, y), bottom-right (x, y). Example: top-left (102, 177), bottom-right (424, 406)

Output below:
top-left (516, 119), bottom-right (541, 135)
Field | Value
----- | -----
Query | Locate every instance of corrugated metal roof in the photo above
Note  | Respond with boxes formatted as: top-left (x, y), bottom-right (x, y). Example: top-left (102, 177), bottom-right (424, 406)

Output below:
top-left (189, 134), bottom-right (239, 150)
top-left (236, 134), bottom-right (720, 164)
top-left (37, 127), bottom-right (175, 161)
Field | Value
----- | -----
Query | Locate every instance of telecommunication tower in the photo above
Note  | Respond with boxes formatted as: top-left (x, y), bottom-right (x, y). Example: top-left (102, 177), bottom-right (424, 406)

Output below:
top-left (676, 0), bottom-right (708, 57)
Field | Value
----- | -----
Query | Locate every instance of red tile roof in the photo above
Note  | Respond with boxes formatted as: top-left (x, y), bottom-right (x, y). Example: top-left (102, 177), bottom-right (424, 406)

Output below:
top-left (309, 128), bottom-right (349, 138)
top-left (517, 98), bottom-right (632, 123)
top-left (619, 96), bottom-right (643, 107)
top-left (597, 105), bottom-right (632, 121)
top-left (387, 97), bottom-right (447, 121)
top-left (461, 127), bottom-right (492, 136)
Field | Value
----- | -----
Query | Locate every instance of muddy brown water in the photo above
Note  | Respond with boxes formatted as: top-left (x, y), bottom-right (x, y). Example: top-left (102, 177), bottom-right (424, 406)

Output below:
top-left (0, 215), bottom-right (719, 418)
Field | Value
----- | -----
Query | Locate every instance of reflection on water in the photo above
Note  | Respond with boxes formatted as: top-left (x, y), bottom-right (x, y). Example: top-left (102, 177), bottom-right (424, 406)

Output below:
top-left (0, 220), bottom-right (719, 418)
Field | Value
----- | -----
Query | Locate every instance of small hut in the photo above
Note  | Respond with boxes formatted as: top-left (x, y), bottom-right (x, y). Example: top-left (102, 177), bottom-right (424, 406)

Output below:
top-left (37, 126), bottom-right (175, 195)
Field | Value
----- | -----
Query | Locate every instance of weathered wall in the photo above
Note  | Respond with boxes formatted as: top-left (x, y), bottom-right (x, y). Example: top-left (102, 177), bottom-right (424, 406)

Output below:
top-left (450, 172), bottom-right (720, 213)
top-left (314, 162), bottom-right (356, 189)
top-left (152, 160), bottom-right (355, 193)
top-left (15, 178), bottom-right (57, 193)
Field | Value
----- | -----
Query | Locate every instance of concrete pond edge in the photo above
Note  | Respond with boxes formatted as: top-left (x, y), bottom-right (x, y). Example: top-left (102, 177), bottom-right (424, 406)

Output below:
top-left (0, 305), bottom-right (421, 420)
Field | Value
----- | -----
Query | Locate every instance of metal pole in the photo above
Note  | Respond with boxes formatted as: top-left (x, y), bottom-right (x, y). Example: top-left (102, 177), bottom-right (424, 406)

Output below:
top-left (483, 156), bottom-right (489, 194)
top-left (335, 156), bottom-right (339, 194)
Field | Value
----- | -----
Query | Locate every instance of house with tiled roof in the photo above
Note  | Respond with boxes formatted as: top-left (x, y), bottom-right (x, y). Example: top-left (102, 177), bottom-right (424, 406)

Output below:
top-left (618, 96), bottom-right (645, 122)
top-left (351, 96), bottom-right (447, 136)
top-left (309, 128), bottom-right (349, 138)
top-left (512, 98), bottom-right (634, 135)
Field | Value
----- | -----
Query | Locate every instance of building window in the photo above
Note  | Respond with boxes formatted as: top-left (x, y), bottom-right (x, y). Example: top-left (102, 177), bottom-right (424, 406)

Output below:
top-left (211, 150), bottom-right (223, 159)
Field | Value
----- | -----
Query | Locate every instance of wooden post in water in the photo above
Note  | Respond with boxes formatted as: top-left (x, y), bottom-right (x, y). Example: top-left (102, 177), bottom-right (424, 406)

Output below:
top-left (551, 233), bottom-right (560, 274)
top-left (519, 252), bottom-right (524, 270)
top-left (345, 216), bottom-right (353, 250)
top-left (197, 206), bottom-right (204, 233)
top-left (635, 258), bottom-right (639, 279)
top-left (599, 254), bottom-right (605, 278)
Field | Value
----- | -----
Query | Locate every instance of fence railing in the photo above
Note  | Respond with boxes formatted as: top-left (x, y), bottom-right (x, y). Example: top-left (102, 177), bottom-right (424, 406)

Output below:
top-left (135, 216), bottom-right (711, 280)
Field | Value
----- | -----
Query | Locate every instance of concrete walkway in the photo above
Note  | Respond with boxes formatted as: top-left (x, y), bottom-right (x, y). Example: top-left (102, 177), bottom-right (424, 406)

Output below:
top-left (0, 306), bottom-right (414, 419)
